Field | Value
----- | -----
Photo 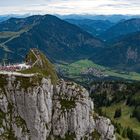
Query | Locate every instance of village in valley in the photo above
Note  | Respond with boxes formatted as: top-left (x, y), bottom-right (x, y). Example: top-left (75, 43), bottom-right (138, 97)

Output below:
top-left (81, 67), bottom-right (109, 78)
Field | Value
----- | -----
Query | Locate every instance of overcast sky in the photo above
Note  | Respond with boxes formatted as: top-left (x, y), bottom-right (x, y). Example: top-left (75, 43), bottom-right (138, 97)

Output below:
top-left (0, 0), bottom-right (140, 15)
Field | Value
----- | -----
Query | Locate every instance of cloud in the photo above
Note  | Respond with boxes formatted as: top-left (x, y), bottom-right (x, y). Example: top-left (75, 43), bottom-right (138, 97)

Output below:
top-left (0, 0), bottom-right (139, 15)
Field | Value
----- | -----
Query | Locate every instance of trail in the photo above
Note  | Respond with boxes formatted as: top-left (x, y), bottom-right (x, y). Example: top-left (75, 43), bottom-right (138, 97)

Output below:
top-left (31, 49), bottom-right (43, 67)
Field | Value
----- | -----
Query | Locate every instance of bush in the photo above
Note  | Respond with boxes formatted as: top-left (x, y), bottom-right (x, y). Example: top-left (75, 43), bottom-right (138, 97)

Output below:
top-left (114, 108), bottom-right (122, 118)
top-left (132, 107), bottom-right (140, 122)
top-left (127, 127), bottom-right (134, 140)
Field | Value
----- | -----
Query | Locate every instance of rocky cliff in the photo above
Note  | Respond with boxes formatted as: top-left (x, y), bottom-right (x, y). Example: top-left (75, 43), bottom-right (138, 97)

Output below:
top-left (0, 49), bottom-right (115, 140)
top-left (0, 75), bottom-right (115, 140)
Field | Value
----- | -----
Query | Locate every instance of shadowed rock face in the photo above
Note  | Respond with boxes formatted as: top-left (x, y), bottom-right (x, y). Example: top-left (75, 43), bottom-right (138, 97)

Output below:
top-left (0, 75), bottom-right (115, 140)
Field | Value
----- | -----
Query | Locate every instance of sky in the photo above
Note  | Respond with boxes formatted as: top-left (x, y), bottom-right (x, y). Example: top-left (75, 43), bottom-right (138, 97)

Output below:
top-left (0, 0), bottom-right (140, 15)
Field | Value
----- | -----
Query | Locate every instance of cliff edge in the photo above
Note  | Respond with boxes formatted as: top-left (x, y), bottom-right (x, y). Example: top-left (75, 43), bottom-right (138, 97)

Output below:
top-left (0, 49), bottom-right (115, 140)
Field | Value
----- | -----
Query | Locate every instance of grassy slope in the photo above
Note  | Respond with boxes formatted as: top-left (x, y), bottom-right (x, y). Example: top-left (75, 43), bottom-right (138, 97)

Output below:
top-left (102, 102), bottom-right (140, 137)
top-left (116, 134), bottom-right (129, 140)
top-left (21, 49), bottom-right (58, 84)
top-left (57, 59), bottom-right (140, 81)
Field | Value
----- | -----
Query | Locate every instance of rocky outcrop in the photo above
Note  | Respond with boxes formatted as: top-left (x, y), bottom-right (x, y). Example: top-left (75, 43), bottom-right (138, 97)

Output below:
top-left (126, 47), bottom-right (138, 63)
top-left (95, 116), bottom-right (116, 140)
top-left (0, 75), bottom-right (115, 140)
top-left (52, 80), bottom-right (95, 140)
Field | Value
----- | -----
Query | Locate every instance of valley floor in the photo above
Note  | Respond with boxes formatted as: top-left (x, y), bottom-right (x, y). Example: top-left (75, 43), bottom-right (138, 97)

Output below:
top-left (57, 59), bottom-right (140, 85)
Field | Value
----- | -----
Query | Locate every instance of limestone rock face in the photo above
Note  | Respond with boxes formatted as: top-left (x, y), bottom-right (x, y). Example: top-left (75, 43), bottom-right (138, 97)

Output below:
top-left (95, 116), bottom-right (116, 140)
top-left (52, 80), bottom-right (95, 140)
top-left (0, 76), bottom-right (115, 140)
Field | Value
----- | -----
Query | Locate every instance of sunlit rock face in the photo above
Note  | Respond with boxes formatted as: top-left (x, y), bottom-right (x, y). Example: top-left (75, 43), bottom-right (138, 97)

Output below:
top-left (95, 116), bottom-right (116, 140)
top-left (0, 75), bottom-right (115, 140)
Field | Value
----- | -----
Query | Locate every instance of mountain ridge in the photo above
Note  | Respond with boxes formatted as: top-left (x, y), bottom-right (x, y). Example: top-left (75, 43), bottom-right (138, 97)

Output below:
top-left (90, 31), bottom-right (140, 72)
top-left (65, 18), bottom-right (114, 36)
top-left (0, 14), bottom-right (104, 63)
top-left (100, 18), bottom-right (140, 41)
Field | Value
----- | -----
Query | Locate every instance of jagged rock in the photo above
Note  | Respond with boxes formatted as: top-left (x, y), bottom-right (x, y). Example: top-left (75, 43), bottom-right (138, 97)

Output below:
top-left (95, 116), bottom-right (116, 140)
top-left (0, 76), bottom-right (115, 140)
top-left (52, 80), bottom-right (96, 140)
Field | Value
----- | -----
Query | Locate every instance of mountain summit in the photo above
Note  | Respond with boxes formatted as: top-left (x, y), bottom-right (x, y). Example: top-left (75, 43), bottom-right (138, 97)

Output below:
top-left (23, 48), bottom-right (58, 84)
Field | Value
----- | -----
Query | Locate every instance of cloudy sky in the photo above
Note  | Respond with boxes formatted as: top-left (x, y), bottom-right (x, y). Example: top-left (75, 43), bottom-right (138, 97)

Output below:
top-left (0, 0), bottom-right (140, 15)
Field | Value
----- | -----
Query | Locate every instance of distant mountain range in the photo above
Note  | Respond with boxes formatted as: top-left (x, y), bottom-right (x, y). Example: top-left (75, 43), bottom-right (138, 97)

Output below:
top-left (90, 31), bottom-right (140, 72)
top-left (0, 14), bottom-right (30, 23)
top-left (58, 14), bottom-right (140, 23)
top-left (0, 15), bottom-right (104, 63)
top-left (1, 14), bottom-right (140, 23)
top-left (100, 18), bottom-right (140, 41)
top-left (65, 19), bottom-right (114, 36)
top-left (64, 18), bottom-right (140, 42)
top-left (65, 17), bottom-right (140, 72)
